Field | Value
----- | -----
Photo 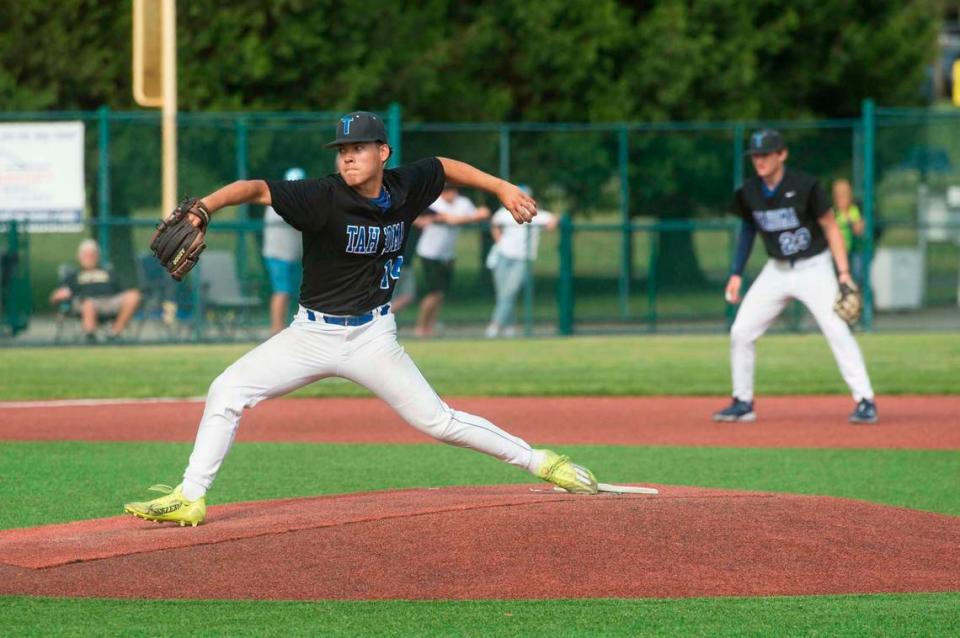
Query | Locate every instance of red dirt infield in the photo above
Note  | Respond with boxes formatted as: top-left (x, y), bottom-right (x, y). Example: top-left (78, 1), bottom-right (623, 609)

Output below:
top-left (0, 395), bottom-right (957, 449)
top-left (1, 485), bottom-right (958, 600)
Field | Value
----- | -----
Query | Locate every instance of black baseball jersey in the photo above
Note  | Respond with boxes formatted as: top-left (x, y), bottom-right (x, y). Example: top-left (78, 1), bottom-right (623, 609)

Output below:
top-left (267, 157), bottom-right (445, 314)
top-left (62, 266), bottom-right (129, 299)
top-left (733, 169), bottom-right (831, 260)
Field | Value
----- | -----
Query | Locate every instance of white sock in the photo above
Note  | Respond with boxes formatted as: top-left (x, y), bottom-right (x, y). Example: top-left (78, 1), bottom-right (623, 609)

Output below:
top-left (527, 449), bottom-right (547, 475)
top-left (180, 479), bottom-right (206, 502)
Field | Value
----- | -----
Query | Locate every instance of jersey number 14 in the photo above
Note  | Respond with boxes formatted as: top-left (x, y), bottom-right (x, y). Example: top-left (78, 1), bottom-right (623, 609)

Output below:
top-left (380, 256), bottom-right (404, 289)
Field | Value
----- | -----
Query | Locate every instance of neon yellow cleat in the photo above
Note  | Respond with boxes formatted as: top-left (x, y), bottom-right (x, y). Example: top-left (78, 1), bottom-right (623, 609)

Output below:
top-left (535, 449), bottom-right (598, 494)
top-left (123, 484), bottom-right (206, 527)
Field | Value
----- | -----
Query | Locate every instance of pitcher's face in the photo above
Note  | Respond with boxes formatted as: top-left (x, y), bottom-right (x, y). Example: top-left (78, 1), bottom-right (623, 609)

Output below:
top-left (336, 142), bottom-right (388, 188)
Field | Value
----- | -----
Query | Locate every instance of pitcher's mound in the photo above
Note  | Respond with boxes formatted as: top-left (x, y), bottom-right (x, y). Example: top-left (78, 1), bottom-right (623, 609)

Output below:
top-left (0, 485), bottom-right (957, 600)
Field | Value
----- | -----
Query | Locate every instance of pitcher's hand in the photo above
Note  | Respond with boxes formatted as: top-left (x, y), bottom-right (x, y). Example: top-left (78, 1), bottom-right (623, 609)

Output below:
top-left (497, 182), bottom-right (537, 224)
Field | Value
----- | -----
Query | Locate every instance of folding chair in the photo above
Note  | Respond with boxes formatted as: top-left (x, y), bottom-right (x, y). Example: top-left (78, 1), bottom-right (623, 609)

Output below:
top-left (134, 252), bottom-right (184, 340)
top-left (197, 250), bottom-right (261, 338)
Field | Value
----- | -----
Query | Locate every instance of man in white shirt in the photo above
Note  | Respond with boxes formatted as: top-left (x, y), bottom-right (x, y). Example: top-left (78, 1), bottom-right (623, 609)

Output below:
top-left (485, 186), bottom-right (558, 338)
top-left (262, 167), bottom-right (305, 334)
top-left (414, 184), bottom-right (489, 336)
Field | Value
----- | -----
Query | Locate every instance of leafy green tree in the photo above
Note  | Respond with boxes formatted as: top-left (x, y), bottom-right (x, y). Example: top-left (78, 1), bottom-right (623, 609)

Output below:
top-left (0, 0), bottom-right (942, 286)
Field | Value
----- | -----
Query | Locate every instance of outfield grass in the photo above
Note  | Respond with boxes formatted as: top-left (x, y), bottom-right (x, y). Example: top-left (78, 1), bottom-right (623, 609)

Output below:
top-left (3, 593), bottom-right (959, 637)
top-left (1, 332), bottom-right (956, 636)
top-left (2, 332), bottom-right (958, 400)
top-left (1, 442), bottom-right (957, 529)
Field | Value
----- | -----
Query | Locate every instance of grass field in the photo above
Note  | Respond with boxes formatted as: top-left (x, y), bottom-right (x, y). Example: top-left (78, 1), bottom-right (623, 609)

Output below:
top-left (1, 332), bottom-right (958, 399)
top-left (1, 332), bottom-right (957, 636)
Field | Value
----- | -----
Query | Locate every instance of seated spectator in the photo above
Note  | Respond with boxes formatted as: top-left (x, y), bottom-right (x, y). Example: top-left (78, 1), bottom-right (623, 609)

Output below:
top-left (49, 239), bottom-right (141, 343)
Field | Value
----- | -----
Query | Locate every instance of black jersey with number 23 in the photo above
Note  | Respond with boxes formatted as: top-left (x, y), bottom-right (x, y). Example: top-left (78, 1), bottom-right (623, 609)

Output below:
top-left (733, 168), bottom-right (832, 261)
top-left (267, 157), bottom-right (445, 315)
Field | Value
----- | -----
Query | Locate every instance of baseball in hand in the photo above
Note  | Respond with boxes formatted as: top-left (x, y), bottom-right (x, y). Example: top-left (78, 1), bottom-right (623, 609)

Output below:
top-left (725, 289), bottom-right (736, 304)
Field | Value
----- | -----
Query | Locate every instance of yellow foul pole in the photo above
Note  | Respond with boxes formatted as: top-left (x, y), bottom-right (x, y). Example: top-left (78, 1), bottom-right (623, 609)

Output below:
top-left (161, 0), bottom-right (177, 215)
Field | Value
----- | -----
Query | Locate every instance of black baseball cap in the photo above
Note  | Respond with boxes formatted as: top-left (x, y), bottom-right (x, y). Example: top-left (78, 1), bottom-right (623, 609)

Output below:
top-left (325, 111), bottom-right (387, 148)
top-left (745, 129), bottom-right (786, 155)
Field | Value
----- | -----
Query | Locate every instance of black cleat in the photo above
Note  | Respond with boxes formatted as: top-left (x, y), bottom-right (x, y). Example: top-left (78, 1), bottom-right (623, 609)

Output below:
top-left (849, 399), bottom-right (878, 424)
top-left (713, 398), bottom-right (756, 423)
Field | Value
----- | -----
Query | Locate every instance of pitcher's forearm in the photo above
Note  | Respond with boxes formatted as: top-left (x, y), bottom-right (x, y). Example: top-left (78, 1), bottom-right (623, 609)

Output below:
top-left (438, 158), bottom-right (506, 197)
top-left (201, 180), bottom-right (271, 214)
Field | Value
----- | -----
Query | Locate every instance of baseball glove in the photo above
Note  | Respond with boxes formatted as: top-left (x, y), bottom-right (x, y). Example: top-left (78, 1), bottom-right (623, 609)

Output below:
top-left (150, 197), bottom-right (210, 281)
top-left (834, 280), bottom-right (862, 326)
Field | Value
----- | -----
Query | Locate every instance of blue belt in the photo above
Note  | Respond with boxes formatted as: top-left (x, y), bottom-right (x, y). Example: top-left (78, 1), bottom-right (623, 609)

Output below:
top-left (305, 304), bottom-right (390, 326)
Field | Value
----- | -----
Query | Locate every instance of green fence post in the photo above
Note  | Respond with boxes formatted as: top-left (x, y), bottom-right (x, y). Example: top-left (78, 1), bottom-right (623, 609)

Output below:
top-left (732, 123), bottom-right (744, 190)
top-left (646, 228), bottom-right (658, 329)
top-left (97, 106), bottom-right (111, 257)
top-left (861, 98), bottom-right (875, 330)
top-left (618, 126), bottom-right (631, 319)
top-left (235, 116), bottom-right (249, 280)
top-left (499, 126), bottom-right (510, 180)
top-left (728, 125), bottom-right (745, 329)
top-left (387, 102), bottom-right (402, 168)
top-left (557, 214), bottom-right (574, 335)
top-left (2, 221), bottom-right (30, 335)
top-left (522, 226), bottom-right (534, 337)
top-left (725, 223), bottom-right (737, 327)
top-left (4, 221), bottom-right (17, 333)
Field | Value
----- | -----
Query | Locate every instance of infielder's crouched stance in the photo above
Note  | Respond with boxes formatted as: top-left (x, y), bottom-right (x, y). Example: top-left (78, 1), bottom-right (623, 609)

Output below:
top-left (714, 129), bottom-right (878, 426)
top-left (125, 112), bottom-right (598, 527)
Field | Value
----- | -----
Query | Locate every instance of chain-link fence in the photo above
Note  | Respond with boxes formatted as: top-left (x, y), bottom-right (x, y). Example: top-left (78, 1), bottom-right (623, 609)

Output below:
top-left (2, 102), bottom-right (958, 344)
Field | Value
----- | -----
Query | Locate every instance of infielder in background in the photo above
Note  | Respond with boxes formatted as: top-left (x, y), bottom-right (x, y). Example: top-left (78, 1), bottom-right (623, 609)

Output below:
top-left (485, 186), bottom-right (558, 338)
top-left (125, 111), bottom-right (598, 526)
top-left (714, 129), bottom-right (878, 425)
top-left (414, 184), bottom-right (490, 337)
top-left (263, 167), bottom-right (305, 334)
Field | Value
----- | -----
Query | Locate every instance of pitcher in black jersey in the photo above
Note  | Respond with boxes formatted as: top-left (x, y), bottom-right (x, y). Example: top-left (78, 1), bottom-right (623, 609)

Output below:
top-left (713, 129), bottom-right (878, 425)
top-left (123, 111), bottom-right (599, 526)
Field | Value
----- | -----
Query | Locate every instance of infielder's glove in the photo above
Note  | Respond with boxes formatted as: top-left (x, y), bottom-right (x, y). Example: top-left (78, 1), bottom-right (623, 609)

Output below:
top-left (834, 280), bottom-right (862, 326)
top-left (150, 197), bottom-right (210, 281)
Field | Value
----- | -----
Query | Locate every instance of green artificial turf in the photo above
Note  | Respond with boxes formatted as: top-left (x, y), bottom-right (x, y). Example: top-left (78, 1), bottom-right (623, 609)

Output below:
top-left (0, 442), bottom-right (956, 529)
top-left (1, 332), bottom-right (959, 400)
top-left (2, 593), bottom-right (959, 637)
top-left (2, 333), bottom-right (957, 637)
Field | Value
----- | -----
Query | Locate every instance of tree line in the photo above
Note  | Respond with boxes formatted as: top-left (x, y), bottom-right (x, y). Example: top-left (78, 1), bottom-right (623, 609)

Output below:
top-left (1, 0), bottom-right (940, 121)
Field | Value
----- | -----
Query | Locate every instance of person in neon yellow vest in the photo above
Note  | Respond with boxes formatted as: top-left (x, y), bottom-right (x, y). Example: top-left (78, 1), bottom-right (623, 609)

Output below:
top-left (832, 179), bottom-right (864, 283)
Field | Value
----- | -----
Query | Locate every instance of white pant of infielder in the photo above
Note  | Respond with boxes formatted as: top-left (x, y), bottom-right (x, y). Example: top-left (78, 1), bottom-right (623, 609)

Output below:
top-left (730, 250), bottom-right (874, 402)
top-left (180, 306), bottom-right (537, 500)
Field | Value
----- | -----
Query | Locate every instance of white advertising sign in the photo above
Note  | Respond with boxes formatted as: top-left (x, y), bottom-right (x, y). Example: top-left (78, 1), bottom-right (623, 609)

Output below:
top-left (0, 122), bottom-right (86, 232)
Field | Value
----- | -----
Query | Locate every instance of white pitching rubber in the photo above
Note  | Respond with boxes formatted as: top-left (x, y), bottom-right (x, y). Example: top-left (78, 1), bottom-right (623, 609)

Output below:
top-left (597, 483), bottom-right (659, 494)
top-left (549, 483), bottom-right (659, 495)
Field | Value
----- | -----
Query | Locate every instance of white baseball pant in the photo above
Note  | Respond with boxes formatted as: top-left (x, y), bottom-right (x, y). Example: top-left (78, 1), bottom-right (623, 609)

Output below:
top-left (730, 250), bottom-right (875, 403)
top-left (181, 307), bottom-right (537, 500)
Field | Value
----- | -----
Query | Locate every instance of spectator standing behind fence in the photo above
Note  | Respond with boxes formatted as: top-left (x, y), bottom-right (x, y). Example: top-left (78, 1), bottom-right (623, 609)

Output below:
top-left (414, 184), bottom-right (490, 337)
top-left (390, 215), bottom-right (430, 314)
top-left (49, 239), bottom-right (141, 343)
top-left (263, 167), bottom-right (305, 334)
top-left (485, 186), bottom-right (558, 338)
top-left (832, 179), bottom-right (865, 283)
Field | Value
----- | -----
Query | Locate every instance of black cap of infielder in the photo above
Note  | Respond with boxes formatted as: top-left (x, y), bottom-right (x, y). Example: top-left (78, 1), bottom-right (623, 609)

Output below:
top-left (325, 111), bottom-right (387, 148)
top-left (745, 129), bottom-right (786, 155)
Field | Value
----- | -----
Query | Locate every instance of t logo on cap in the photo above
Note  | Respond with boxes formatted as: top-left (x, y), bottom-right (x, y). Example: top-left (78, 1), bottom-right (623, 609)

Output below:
top-left (326, 111), bottom-right (388, 148)
top-left (745, 129), bottom-right (786, 156)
